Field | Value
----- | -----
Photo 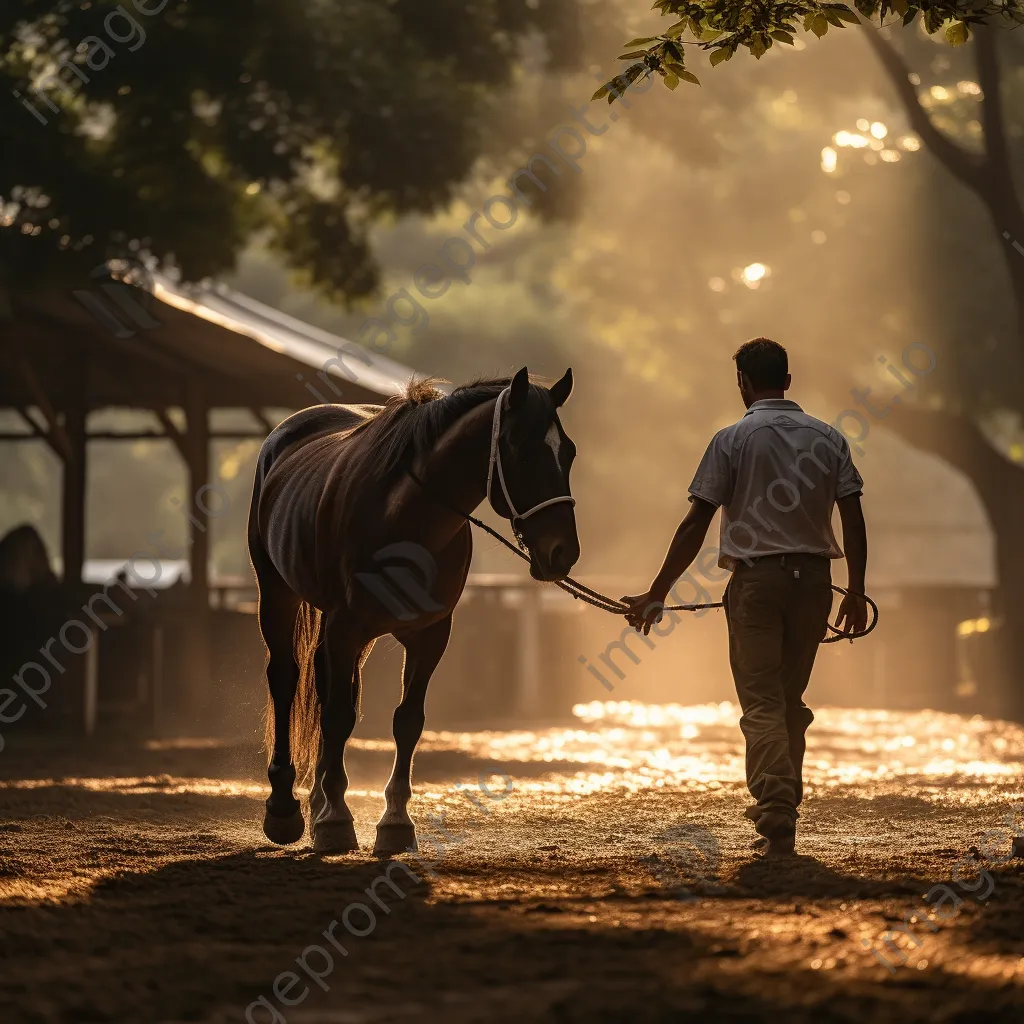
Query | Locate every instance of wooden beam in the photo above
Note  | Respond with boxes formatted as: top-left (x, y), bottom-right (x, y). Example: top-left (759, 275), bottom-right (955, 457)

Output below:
top-left (13, 407), bottom-right (44, 439)
top-left (0, 431), bottom-right (266, 441)
top-left (249, 407), bottom-right (274, 433)
top-left (156, 409), bottom-right (187, 458)
top-left (10, 351), bottom-right (72, 461)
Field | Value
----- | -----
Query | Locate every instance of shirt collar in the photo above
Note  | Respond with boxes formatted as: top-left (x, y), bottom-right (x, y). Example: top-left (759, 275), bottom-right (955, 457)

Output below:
top-left (743, 398), bottom-right (803, 417)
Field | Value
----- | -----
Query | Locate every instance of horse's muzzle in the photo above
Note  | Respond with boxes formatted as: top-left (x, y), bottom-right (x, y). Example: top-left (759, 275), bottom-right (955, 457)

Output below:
top-left (530, 539), bottom-right (580, 582)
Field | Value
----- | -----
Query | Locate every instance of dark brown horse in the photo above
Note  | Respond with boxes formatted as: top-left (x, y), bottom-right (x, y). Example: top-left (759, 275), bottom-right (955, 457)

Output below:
top-left (248, 367), bottom-right (579, 854)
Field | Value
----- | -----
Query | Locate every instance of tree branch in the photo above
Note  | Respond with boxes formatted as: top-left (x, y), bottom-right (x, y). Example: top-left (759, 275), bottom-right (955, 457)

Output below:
top-left (861, 27), bottom-right (985, 195)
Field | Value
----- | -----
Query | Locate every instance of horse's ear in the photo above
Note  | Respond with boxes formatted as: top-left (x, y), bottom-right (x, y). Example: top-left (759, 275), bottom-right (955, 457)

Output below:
top-left (509, 366), bottom-right (530, 409)
top-left (549, 367), bottom-right (573, 408)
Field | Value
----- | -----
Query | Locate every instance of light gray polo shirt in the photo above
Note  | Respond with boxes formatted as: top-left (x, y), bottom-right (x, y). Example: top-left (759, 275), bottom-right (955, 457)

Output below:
top-left (688, 398), bottom-right (863, 569)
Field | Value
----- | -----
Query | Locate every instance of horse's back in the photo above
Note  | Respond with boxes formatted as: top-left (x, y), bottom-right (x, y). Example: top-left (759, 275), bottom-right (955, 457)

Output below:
top-left (256, 404), bottom-right (380, 481)
top-left (250, 404), bottom-right (381, 598)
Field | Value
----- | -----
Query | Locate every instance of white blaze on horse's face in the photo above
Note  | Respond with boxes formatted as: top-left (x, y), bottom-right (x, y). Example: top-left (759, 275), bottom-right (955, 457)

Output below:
top-left (544, 421), bottom-right (562, 466)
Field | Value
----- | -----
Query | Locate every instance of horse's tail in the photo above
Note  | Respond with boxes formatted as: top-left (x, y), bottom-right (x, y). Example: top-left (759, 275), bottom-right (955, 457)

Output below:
top-left (262, 601), bottom-right (322, 788)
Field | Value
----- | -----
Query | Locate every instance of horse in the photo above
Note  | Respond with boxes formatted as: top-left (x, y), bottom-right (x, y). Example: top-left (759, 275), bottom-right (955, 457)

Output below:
top-left (0, 524), bottom-right (58, 592)
top-left (248, 366), bottom-right (579, 855)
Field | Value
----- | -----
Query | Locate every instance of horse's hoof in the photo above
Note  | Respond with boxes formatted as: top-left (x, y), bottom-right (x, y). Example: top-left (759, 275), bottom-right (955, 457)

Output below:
top-left (373, 822), bottom-right (418, 856)
top-left (313, 820), bottom-right (360, 854)
top-left (262, 806), bottom-right (305, 846)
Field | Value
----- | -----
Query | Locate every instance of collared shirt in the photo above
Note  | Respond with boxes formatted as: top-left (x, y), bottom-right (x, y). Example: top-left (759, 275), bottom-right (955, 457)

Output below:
top-left (688, 398), bottom-right (864, 569)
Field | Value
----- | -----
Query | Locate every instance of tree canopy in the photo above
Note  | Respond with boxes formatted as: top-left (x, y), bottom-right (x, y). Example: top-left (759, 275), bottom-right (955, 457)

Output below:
top-left (0, 0), bottom-right (580, 299)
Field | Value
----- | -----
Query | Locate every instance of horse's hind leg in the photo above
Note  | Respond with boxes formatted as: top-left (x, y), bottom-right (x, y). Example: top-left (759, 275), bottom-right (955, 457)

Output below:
top-left (311, 610), bottom-right (361, 854)
top-left (253, 549), bottom-right (305, 845)
top-left (375, 614), bottom-right (453, 856)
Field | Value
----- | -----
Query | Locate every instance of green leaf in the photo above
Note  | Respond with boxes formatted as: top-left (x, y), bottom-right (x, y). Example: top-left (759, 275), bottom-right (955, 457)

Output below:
top-left (623, 37), bottom-right (658, 47)
top-left (824, 10), bottom-right (845, 26)
top-left (809, 13), bottom-right (830, 36)
top-left (591, 84), bottom-right (610, 101)
top-left (946, 20), bottom-right (969, 45)
top-left (663, 73), bottom-right (679, 90)
top-left (834, 6), bottom-right (861, 23)
top-left (665, 21), bottom-right (688, 38)
top-left (667, 63), bottom-right (701, 85)
top-left (709, 46), bottom-right (733, 66)
top-left (771, 30), bottom-right (796, 43)
top-left (617, 51), bottom-right (648, 60)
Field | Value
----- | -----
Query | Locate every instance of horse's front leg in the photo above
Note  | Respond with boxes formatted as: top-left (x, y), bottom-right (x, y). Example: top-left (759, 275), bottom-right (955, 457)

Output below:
top-left (311, 611), bottom-right (361, 854)
top-left (375, 614), bottom-right (453, 856)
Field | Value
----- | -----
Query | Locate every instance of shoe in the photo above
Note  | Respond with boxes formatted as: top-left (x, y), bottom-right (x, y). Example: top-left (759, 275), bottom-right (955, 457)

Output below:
top-left (753, 810), bottom-right (796, 857)
top-left (754, 810), bottom-right (796, 839)
top-left (761, 832), bottom-right (795, 857)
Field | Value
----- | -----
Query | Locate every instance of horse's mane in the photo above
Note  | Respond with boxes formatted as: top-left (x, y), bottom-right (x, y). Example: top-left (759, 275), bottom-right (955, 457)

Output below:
top-left (349, 375), bottom-right (519, 485)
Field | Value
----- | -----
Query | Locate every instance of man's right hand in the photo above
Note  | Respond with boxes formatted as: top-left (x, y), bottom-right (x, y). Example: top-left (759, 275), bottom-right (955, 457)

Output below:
top-left (621, 591), bottom-right (667, 636)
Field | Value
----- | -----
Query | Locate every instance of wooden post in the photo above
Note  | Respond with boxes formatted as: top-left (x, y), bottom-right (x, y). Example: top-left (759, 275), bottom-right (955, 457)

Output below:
top-left (184, 381), bottom-right (211, 721)
top-left (61, 371), bottom-right (87, 584)
top-left (151, 623), bottom-right (164, 735)
top-left (84, 630), bottom-right (98, 736)
top-left (518, 585), bottom-right (542, 718)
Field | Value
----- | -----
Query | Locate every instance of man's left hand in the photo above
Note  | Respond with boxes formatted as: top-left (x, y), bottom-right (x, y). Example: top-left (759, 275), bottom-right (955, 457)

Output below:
top-left (621, 590), bottom-right (667, 635)
top-left (835, 591), bottom-right (868, 638)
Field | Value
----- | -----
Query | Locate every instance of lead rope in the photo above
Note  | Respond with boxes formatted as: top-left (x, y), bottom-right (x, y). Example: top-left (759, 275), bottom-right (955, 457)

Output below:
top-left (464, 510), bottom-right (877, 643)
top-left (407, 432), bottom-right (877, 644)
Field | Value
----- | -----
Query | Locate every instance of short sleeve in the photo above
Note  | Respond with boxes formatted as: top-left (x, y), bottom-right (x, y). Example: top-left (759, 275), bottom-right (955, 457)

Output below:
top-left (689, 429), bottom-right (734, 508)
top-left (834, 433), bottom-right (864, 498)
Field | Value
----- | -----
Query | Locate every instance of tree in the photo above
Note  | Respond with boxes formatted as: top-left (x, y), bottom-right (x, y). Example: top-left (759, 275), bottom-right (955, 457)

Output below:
top-left (0, 0), bottom-right (581, 301)
top-left (857, 25), bottom-right (1024, 712)
top-left (594, 1), bottom-right (1024, 706)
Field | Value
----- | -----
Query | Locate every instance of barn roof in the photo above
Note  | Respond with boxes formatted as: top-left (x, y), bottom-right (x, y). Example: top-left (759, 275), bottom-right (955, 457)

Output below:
top-left (0, 271), bottom-right (416, 414)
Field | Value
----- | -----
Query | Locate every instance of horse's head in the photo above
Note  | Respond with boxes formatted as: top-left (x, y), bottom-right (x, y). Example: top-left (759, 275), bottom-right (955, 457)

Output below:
top-left (490, 366), bottom-right (581, 582)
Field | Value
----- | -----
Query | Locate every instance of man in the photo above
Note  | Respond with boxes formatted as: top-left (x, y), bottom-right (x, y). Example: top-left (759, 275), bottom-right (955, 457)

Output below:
top-left (623, 338), bottom-right (868, 856)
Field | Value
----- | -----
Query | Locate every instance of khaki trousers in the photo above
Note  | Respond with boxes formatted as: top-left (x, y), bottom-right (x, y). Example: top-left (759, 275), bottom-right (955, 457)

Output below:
top-left (723, 553), bottom-right (833, 824)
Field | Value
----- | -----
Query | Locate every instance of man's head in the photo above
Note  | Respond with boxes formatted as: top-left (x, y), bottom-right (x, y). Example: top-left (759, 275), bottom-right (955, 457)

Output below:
top-left (733, 337), bottom-right (791, 408)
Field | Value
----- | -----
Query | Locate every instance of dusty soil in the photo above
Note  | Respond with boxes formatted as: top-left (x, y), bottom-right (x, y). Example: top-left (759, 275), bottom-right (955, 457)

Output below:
top-left (1, 702), bottom-right (1023, 1024)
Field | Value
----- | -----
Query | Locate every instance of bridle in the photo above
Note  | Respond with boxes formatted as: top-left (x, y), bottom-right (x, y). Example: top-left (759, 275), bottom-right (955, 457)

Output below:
top-left (486, 386), bottom-right (576, 545)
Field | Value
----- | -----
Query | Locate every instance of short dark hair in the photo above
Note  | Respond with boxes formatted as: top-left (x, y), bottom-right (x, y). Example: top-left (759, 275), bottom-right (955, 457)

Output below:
top-left (733, 337), bottom-right (788, 390)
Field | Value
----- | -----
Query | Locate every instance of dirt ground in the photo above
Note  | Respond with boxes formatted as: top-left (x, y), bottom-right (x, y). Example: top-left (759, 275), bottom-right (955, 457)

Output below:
top-left (1, 701), bottom-right (1023, 1024)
